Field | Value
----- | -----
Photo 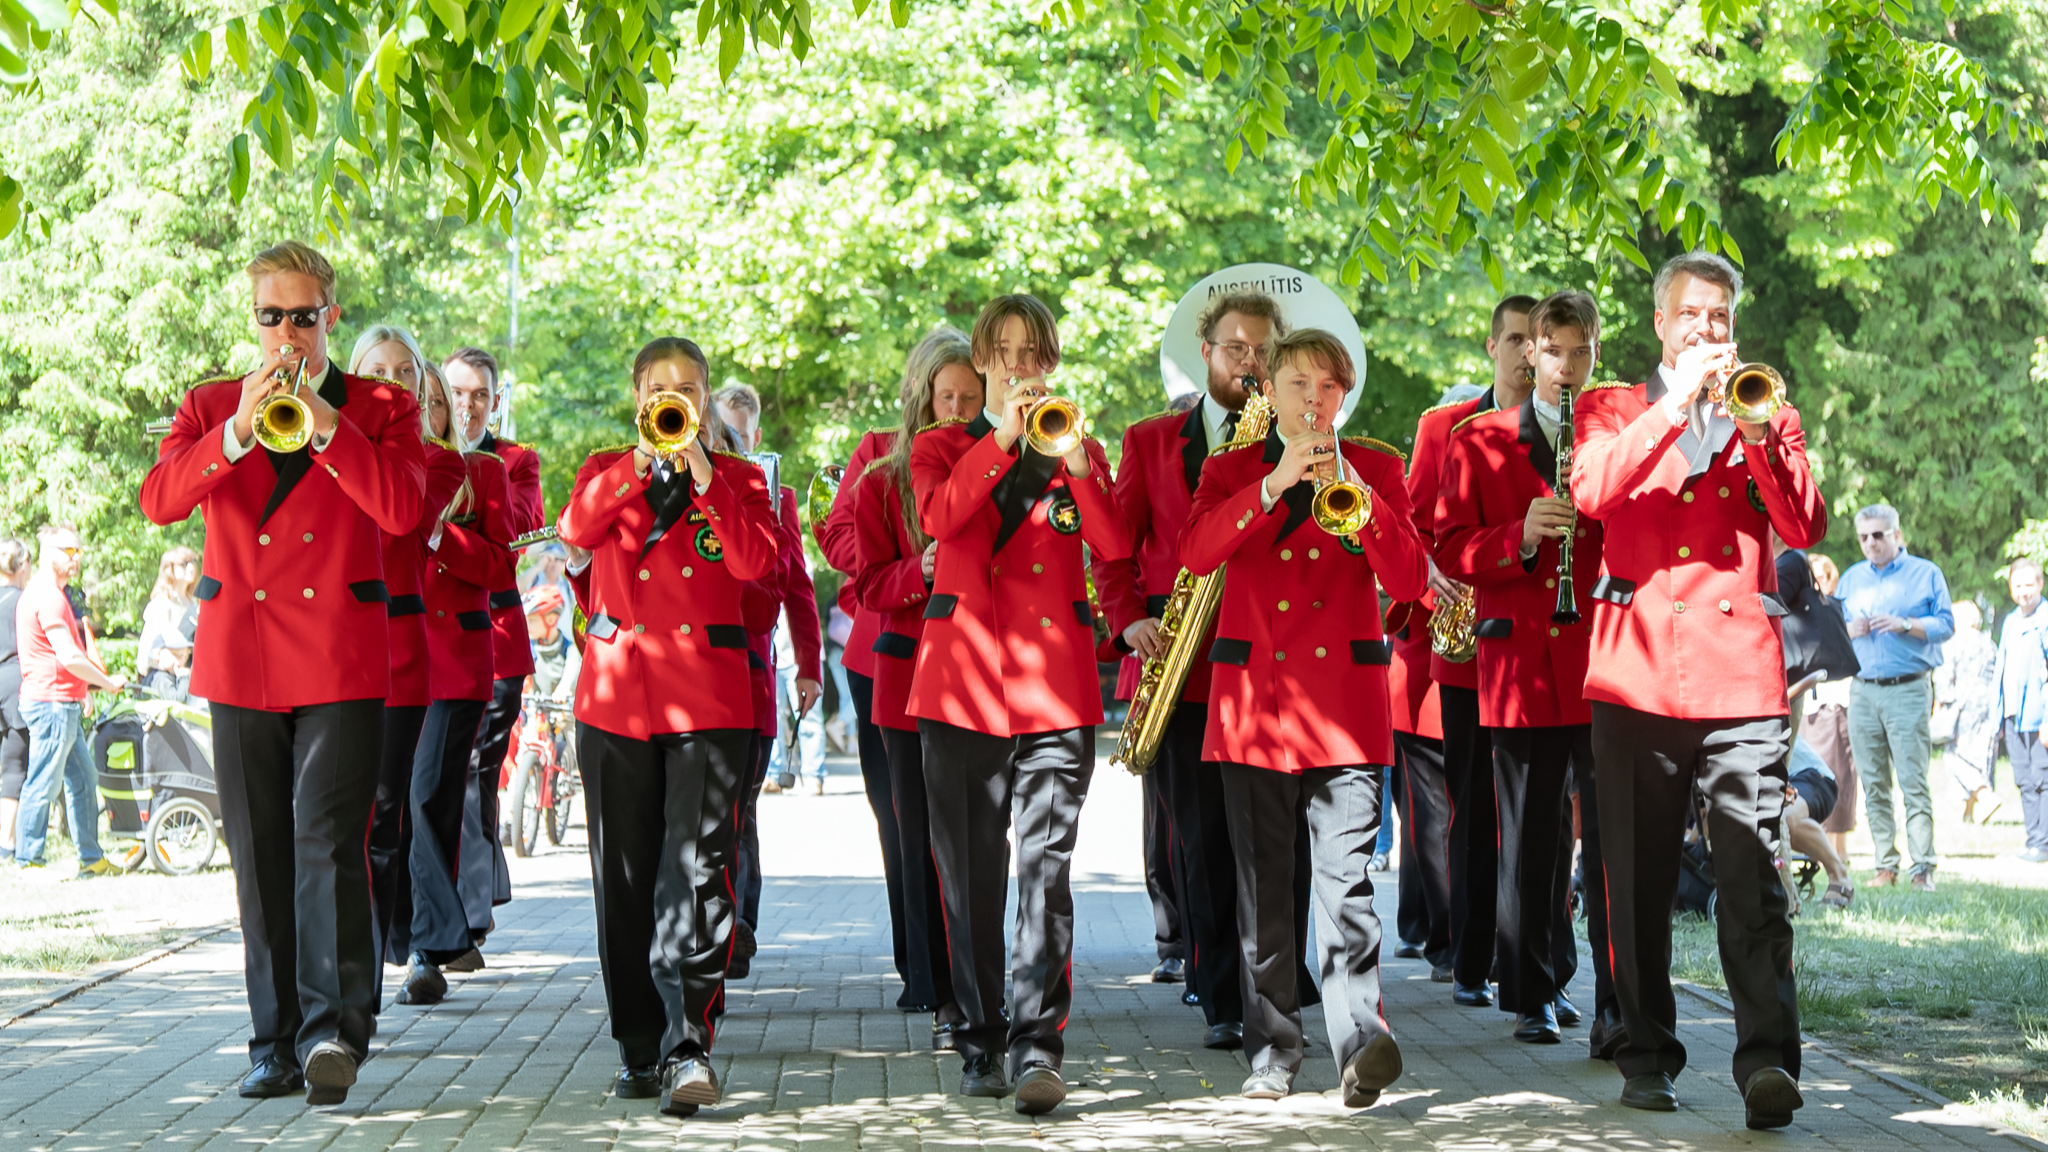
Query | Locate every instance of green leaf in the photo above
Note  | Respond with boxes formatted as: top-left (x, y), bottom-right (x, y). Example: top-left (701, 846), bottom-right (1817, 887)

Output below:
top-left (498, 0), bottom-right (545, 43)
top-left (181, 29), bottom-right (211, 82)
top-left (426, 0), bottom-right (467, 44)
top-left (229, 132), bottom-right (251, 202)
top-left (1470, 129), bottom-right (1516, 189)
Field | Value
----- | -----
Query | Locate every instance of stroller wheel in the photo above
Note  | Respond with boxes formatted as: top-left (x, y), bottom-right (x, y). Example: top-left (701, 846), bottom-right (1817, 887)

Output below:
top-left (148, 797), bottom-right (219, 876)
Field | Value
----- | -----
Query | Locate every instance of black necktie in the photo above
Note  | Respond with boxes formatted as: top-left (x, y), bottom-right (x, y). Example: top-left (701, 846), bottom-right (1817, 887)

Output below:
top-left (1219, 408), bottom-right (1241, 446)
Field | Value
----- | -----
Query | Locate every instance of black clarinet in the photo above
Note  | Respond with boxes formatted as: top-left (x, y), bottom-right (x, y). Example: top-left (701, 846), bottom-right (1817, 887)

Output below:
top-left (1551, 382), bottom-right (1582, 625)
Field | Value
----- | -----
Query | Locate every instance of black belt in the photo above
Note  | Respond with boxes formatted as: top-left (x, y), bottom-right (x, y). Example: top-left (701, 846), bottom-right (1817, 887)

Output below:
top-left (1860, 671), bottom-right (1927, 687)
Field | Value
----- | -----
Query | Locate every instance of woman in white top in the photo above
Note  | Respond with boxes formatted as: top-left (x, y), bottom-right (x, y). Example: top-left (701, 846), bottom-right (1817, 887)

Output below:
top-left (140, 545), bottom-right (200, 684)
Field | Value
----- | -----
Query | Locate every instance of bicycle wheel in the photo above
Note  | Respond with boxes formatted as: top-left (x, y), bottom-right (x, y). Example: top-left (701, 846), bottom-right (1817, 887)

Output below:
top-left (507, 750), bottom-right (540, 858)
top-left (546, 778), bottom-right (574, 847)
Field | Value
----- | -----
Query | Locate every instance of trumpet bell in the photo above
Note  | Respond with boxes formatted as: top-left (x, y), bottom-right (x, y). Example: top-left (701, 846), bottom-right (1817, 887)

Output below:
top-left (1312, 478), bottom-right (1371, 537)
top-left (1722, 362), bottom-right (1785, 425)
top-left (253, 392), bottom-right (312, 453)
top-left (636, 391), bottom-right (699, 458)
top-left (806, 466), bottom-right (844, 529)
top-left (1025, 397), bottom-right (1084, 456)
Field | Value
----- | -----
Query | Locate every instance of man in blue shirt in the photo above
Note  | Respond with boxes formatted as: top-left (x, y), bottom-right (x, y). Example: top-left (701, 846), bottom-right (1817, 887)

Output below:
top-left (1996, 559), bottom-right (2048, 863)
top-left (1835, 504), bottom-right (1955, 889)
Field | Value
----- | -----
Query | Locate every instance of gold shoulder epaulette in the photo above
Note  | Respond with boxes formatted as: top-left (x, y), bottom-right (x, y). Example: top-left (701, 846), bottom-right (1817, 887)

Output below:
top-left (427, 435), bottom-right (458, 452)
top-left (194, 375), bottom-right (241, 389)
top-left (590, 442), bottom-right (636, 457)
top-left (1450, 411), bottom-right (1489, 434)
top-left (915, 417), bottom-right (971, 435)
top-left (1419, 399), bottom-right (1465, 417)
top-left (1345, 435), bottom-right (1407, 462)
top-left (861, 456), bottom-right (894, 478)
top-left (867, 427), bottom-right (894, 438)
top-left (357, 374), bottom-right (411, 393)
top-left (1586, 379), bottom-right (1635, 391)
top-left (494, 435), bottom-right (522, 447)
top-left (471, 449), bottom-right (503, 463)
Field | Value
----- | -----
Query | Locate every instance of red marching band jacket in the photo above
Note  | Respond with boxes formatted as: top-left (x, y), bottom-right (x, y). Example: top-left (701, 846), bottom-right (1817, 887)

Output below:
top-left (385, 442), bottom-right (470, 708)
top-left (1395, 393), bottom-right (1497, 724)
top-left (1091, 406), bottom-right (1222, 704)
top-left (422, 451), bottom-right (517, 702)
top-left (1434, 401), bottom-right (1605, 729)
top-left (813, 430), bottom-right (895, 681)
top-left (479, 432), bottom-right (542, 681)
top-left (849, 461), bottom-right (933, 732)
top-left (558, 447), bottom-right (780, 739)
top-left (1180, 433), bottom-right (1428, 773)
top-left (908, 415), bottom-right (1133, 738)
top-left (1571, 377), bottom-right (1827, 721)
top-left (140, 368), bottom-right (427, 710)
top-left (740, 488), bottom-right (824, 737)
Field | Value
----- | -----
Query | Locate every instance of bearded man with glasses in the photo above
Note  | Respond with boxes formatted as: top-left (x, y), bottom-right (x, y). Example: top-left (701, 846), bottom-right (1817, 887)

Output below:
top-left (141, 240), bottom-right (427, 1107)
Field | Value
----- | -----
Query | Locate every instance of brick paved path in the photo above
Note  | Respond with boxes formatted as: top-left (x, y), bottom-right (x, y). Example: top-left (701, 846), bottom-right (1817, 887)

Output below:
top-left (0, 761), bottom-right (2033, 1150)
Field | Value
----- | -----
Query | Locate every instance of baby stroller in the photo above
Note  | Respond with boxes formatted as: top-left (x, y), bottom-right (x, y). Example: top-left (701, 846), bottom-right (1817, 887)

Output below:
top-left (94, 684), bottom-right (223, 876)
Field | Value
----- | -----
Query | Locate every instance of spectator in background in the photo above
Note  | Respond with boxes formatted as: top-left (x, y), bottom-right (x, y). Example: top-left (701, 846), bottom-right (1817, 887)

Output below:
top-left (1933, 599), bottom-right (2001, 824)
top-left (1781, 735), bottom-right (1853, 910)
top-left (824, 603), bottom-right (855, 754)
top-left (12, 525), bottom-right (124, 875)
top-left (0, 538), bottom-right (32, 856)
top-left (1804, 552), bottom-right (1859, 862)
top-left (1836, 504), bottom-right (1954, 890)
top-left (141, 545), bottom-right (201, 679)
top-left (1810, 554), bottom-right (1841, 597)
top-left (1997, 558), bottom-right (2048, 863)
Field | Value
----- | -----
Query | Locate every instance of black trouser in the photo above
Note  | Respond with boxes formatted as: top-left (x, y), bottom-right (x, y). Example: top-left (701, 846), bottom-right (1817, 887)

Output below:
top-left (919, 719), bottom-right (1092, 1075)
top-left (460, 675), bottom-right (522, 929)
top-left (848, 672), bottom-right (909, 989)
top-left (410, 698), bottom-right (486, 962)
top-left (1159, 704), bottom-right (1242, 1025)
top-left (1592, 702), bottom-right (1798, 1085)
top-left (371, 704), bottom-right (427, 980)
top-left (1142, 764), bottom-right (1184, 963)
top-left (1576, 758), bottom-right (1622, 1056)
top-left (1392, 731), bottom-right (1453, 968)
top-left (578, 723), bottom-right (750, 1066)
top-left (1, 721), bottom-right (28, 802)
top-left (1220, 761), bottom-right (1388, 1075)
top-left (1491, 725), bottom-right (1588, 1014)
top-left (211, 698), bottom-right (383, 1067)
top-left (1441, 685), bottom-right (1497, 986)
top-left (732, 734), bottom-right (770, 930)
top-left (880, 725), bottom-right (957, 1015)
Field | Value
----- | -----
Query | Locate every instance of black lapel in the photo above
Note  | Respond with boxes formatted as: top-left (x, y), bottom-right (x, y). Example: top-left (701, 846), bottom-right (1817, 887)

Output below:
top-left (966, 411), bottom-right (994, 438)
top-left (1476, 387), bottom-right (1498, 415)
top-left (478, 431), bottom-right (498, 455)
top-left (640, 462), bottom-right (696, 557)
top-left (1179, 404), bottom-right (1207, 493)
top-left (991, 446), bottom-right (1058, 555)
top-left (258, 364), bottom-right (346, 527)
top-left (1260, 424), bottom-right (1285, 464)
top-left (1519, 399), bottom-right (1557, 488)
top-left (1274, 482), bottom-right (1313, 543)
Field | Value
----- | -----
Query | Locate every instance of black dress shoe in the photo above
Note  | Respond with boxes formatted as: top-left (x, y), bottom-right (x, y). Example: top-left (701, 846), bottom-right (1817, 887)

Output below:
top-left (1014, 1061), bottom-right (1066, 1115)
top-left (1151, 957), bottom-right (1186, 984)
top-left (441, 947), bottom-right (485, 973)
top-left (1451, 981), bottom-right (1493, 1007)
top-left (661, 1056), bottom-right (719, 1117)
top-left (1513, 1004), bottom-right (1562, 1044)
top-left (397, 954), bottom-right (446, 1006)
top-left (1553, 990), bottom-right (1581, 1026)
top-left (1340, 1032), bottom-right (1402, 1108)
top-left (615, 1065), bottom-right (661, 1099)
top-left (1620, 1071), bottom-right (1678, 1112)
top-left (959, 1053), bottom-right (1008, 1098)
top-left (1392, 939), bottom-right (1425, 959)
top-left (728, 920), bottom-right (756, 981)
top-left (1430, 964), bottom-right (1455, 984)
top-left (932, 1021), bottom-right (959, 1050)
top-left (1181, 989), bottom-right (1201, 1006)
top-left (302, 1040), bottom-right (357, 1106)
top-left (238, 1055), bottom-right (303, 1099)
top-left (1202, 1022), bottom-right (1245, 1050)
top-left (1742, 1067), bottom-right (1803, 1130)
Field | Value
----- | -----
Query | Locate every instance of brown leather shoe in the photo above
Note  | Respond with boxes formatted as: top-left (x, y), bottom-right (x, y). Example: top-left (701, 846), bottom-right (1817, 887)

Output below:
top-left (1911, 870), bottom-right (1937, 892)
top-left (1871, 868), bottom-right (1898, 887)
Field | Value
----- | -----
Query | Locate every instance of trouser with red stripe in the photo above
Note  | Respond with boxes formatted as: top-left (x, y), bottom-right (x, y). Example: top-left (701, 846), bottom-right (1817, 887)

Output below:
top-left (879, 725), bottom-right (958, 1016)
top-left (576, 723), bottom-right (749, 1067)
top-left (918, 720), bottom-right (1092, 1076)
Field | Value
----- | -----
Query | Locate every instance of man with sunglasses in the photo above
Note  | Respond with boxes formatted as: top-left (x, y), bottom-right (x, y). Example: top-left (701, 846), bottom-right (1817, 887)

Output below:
top-left (141, 240), bottom-right (426, 1107)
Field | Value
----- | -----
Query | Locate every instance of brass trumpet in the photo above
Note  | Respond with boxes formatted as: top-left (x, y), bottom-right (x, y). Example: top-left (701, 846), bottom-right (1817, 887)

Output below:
top-left (1025, 395), bottom-right (1084, 457)
top-left (254, 344), bottom-right (313, 452)
top-left (1714, 361), bottom-right (1785, 425)
top-left (1305, 413), bottom-right (1370, 536)
top-left (805, 465), bottom-right (843, 529)
top-left (635, 391), bottom-right (699, 458)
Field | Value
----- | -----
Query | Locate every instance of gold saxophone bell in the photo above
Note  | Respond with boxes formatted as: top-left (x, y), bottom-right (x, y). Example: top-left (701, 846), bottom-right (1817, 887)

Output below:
top-left (1429, 594), bottom-right (1478, 663)
top-left (253, 345), bottom-right (312, 452)
top-left (805, 465), bottom-right (844, 529)
top-left (1718, 361), bottom-right (1785, 424)
top-left (635, 391), bottom-right (699, 458)
top-left (1025, 395), bottom-right (1084, 456)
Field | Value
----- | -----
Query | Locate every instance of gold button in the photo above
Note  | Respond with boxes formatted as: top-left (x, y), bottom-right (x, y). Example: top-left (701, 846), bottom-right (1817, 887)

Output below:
top-left (254, 590), bottom-right (266, 601)
top-left (1275, 651), bottom-right (1286, 661)
top-left (1497, 557), bottom-right (1510, 567)
top-left (993, 565), bottom-right (1001, 575)
top-left (1308, 548), bottom-right (1320, 560)
top-left (1032, 563), bottom-right (1044, 574)
top-left (1315, 646), bottom-right (1327, 658)
top-left (1280, 549), bottom-right (1292, 561)
top-left (679, 624), bottom-right (691, 635)
top-left (1278, 600), bottom-right (1290, 612)
top-left (1678, 546), bottom-right (1691, 558)
top-left (303, 533), bottom-right (314, 543)
top-left (682, 566), bottom-right (693, 577)
top-left (1722, 545), bottom-right (1734, 556)
top-left (634, 623), bottom-right (646, 634)
top-left (325, 465), bottom-right (337, 477)
top-left (258, 534), bottom-right (271, 545)
top-left (1719, 599), bottom-right (1732, 613)
top-left (1645, 437), bottom-right (1656, 449)
top-left (1682, 492), bottom-right (1695, 503)
top-left (1040, 617), bottom-right (1052, 628)
top-left (1719, 486), bottom-right (1731, 498)
top-left (1673, 601), bottom-right (1686, 613)
top-left (1545, 578), bottom-right (1556, 589)
top-left (302, 588), bottom-right (314, 599)
top-left (438, 609), bottom-right (445, 617)
top-left (639, 569), bottom-right (651, 580)
top-left (616, 484), bottom-right (630, 497)
top-left (1549, 626), bottom-right (1560, 637)
top-left (1312, 601), bottom-right (1323, 609)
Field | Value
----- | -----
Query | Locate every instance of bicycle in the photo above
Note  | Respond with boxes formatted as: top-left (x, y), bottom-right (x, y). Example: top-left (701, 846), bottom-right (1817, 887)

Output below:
top-left (505, 697), bottom-right (579, 856)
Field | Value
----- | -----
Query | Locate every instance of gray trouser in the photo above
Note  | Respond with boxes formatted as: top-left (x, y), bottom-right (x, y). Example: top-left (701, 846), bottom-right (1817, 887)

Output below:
top-left (1850, 677), bottom-right (1936, 875)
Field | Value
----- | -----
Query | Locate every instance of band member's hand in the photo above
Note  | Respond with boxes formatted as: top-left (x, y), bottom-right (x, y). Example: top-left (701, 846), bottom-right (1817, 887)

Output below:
top-left (1520, 496), bottom-right (1575, 551)
top-left (1061, 437), bottom-right (1091, 478)
top-left (1662, 341), bottom-right (1740, 423)
top-left (1426, 561), bottom-right (1469, 604)
top-left (300, 382), bottom-right (339, 441)
top-left (678, 437), bottom-right (716, 490)
top-left (1264, 430), bottom-right (1325, 496)
top-left (564, 543), bottom-right (593, 570)
top-left (231, 345), bottom-right (291, 447)
top-left (921, 541), bottom-right (938, 582)
top-left (1122, 617), bottom-right (1164, 662)
top-left (795, 677), bottom-right (823, 719)
top-left (992, 377), bottom-right (1041, 453)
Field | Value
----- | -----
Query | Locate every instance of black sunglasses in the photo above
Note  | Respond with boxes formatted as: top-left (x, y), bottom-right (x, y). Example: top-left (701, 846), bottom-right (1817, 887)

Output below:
top-left (1857, 530), bottom-right (1894, 541)
top-left (254, 305), bottom-right (330, 330)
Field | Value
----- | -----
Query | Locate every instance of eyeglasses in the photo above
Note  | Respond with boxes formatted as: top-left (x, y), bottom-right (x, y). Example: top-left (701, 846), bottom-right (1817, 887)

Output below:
top-left (55, 546), bottom-right (81, 559)
top-left (1215, 341), bottom-right (1268, 363)
top-left (254, 305), bottom-right (331, 330)
top-left (1857, 530), bottom-right (1894, 541)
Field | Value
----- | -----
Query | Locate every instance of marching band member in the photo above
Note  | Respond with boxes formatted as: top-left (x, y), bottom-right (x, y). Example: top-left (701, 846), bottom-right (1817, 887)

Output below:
top-left (910, 294), bottom-right (1132, 1114)
top-left (446, 347), bottom-right (540, 953)
top-left (1092, 290), bottom-right (1292, 1051)
top-left (348, 327), bottom-right (467, 997)
top-left (399, 362), bottom-right (516, 1006)
top-left (140, 240), bottom-right (425, 1105)
top-left (1401, 295), bottom-right (1536, 1003)
top-left (558, 337), bottom-right (778, 1116)
top-left (1573, 251), bottom-right (1824, 1127)
top-left (849, 327), bottom-right (978, 1043)
top-left (1435, 290), bottom-right (1608, 1045)
top-left (1180, 327), bottom-right (1426, 1103)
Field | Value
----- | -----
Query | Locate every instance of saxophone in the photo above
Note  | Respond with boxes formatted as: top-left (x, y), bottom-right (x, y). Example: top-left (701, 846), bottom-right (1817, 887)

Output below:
top-left (1428, 593), bottom-right (1478, 663)
top-left (1111, 388), bottom-right (1274, 775)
